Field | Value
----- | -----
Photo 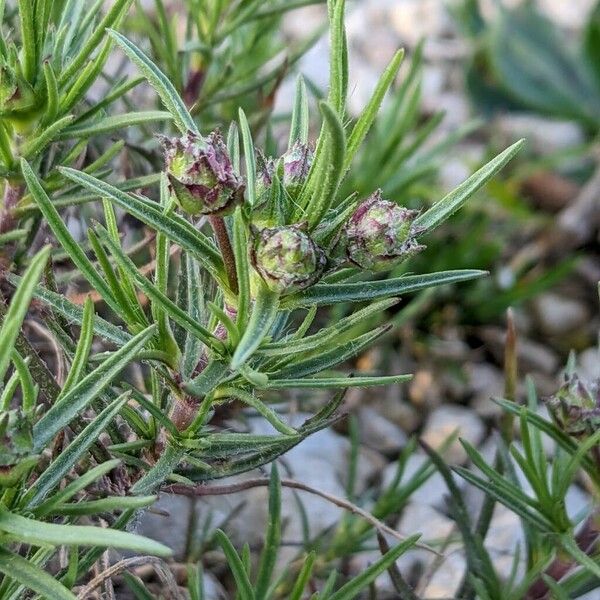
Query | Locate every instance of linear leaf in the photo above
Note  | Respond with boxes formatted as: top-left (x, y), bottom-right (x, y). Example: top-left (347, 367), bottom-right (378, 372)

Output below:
top-left (264, 374), bottom-right (412, 389)
top-left (415, 140), bottom-right (525, 232)
top-left (0, 548), bottom-right (76, 600)
top-left (108, 29), bottom-right (198, 134)
top-left (0, 506), bottom-right (171, 556)
top-left (21, 159), bottom-right (122, 315)
top-left (0, 246), bottom-right (50, 382)
top-left (328, 535), bottom-right (420, 600)
top-left (26, 393), bottom-right (130, 506)
top-left (59, 111), bottom-right (173, 138)
top-left (33, 326), bottom-right (156, 451)
top-left (344, 49), bottom-right (404, 173)
top-left (214, 530), bottom-right (255, 600)
top-left (285, 270), bottom-right (486, 307)
top-left (58, 167), bottom-right (225, 283)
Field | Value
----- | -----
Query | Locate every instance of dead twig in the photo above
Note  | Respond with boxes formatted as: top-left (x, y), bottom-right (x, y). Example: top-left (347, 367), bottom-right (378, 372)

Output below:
top-left (76, 556), bottom-right (184, 600)
top-left (163, 478), bottom-right (440, 555)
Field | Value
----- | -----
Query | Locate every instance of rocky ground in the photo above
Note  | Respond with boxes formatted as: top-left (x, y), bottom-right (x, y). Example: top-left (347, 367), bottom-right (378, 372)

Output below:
top-left (136, 1), bottom-right (600, 597)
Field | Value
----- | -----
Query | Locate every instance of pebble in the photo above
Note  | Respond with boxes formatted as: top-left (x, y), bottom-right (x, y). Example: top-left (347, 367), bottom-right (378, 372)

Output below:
top-left (421, 405), bottom-right (486, 464)
top-left (357, 406), bottom-right (408, 454)
top-left (533, 293), bottom-right (590, 337)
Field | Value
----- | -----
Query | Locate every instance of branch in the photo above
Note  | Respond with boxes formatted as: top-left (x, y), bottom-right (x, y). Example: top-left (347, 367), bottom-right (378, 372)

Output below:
top-left (163, 477), bottom-right (440, 555)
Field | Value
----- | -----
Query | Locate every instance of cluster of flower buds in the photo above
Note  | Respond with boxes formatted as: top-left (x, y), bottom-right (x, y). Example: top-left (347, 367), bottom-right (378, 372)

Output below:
top-left (161, 133), bottom-right (424, 296)
top-left (161, 131), bottom-right (245, 216)
top-left (546, 373), bottom-right (600, 440)
top-left (0, 409), bottom-right (35, 487)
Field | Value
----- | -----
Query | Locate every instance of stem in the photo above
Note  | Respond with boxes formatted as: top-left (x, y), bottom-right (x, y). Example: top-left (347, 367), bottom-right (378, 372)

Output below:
top-left (163, 478), bottom-right (439, 554)
top-left (209, 215), bottom-right (238, 295)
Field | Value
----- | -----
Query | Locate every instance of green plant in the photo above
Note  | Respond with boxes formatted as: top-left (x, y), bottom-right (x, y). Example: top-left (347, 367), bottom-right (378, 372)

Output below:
top-left (453, 0), bottom-right (600, 130)
top-left (0, 0), bottom-right (530, 596)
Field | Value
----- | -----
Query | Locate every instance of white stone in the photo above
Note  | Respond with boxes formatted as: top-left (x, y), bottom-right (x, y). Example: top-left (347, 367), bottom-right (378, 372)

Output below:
top-left (421, 405), bottom-right (485, 464)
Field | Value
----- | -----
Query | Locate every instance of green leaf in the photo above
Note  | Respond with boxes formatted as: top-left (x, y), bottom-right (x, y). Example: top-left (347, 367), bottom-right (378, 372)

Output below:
top-left (263, 374), bottom-right (412, 389)
top-left (21, 159), bottom-right (122, 315)
top-left (95, 225), bottom-right (224, 353)
top-left (21, 115), bottom-right (75, 159)
top-left (17, 0), bottom-right (37, 82)
top-left (255, 465), bottom-right (281, 598)
top-left (59, 111), bottom-right (174, 139)
top-left (60, 296), bottom-right (95, 397)
top-left (239, 108), bottom-right (257, 206)
top-left (33, 325), bottom-right (156, 451)
top-left (306, 101), bottom-right (346, 229)
top-left (59, 0), bottom-right (133, 85)
top-left (289, 75), bottom-right (309, 146)
top-left (344, 49), bottom-right (404, 174)
top-left (415, 140), bottom-right (525, 233)
top-left (328, 535), bottom-right (420, 600)
top-left (285, 270), bottom-right (487, 307)
top-left (215, 387), bottom-right (296, 436)
top-left (327, 0), bottom-right (347, 116)
top-left (42, 60), bottom-right (59, 124)
top-left (47, 495), bottom-right (157, 516)
top-left (271, 326), bottom-right (388, 380)
top-left (214, 530), bottom-right (255, 600)
top-left (26, 393), bottom-right (130, 506)
top-left (0, 505), bottom-right (171, 556)
top-left (489, 4), bottom-right (600, 125)
top-left (560, 533), bottom-right (600, 580)
top-left (0, 547), bottom-right (76, 600)
top-left (0, 246), bottom-right (50, 383)
top-left (34, 459), bottom-right (122, 516)
top-left (231, 285), bottom-right (279, 370)
top-left (108, 29), bottom-right (198, 134)
top-left (289, 552), bottom-right (316, 600)
top-left (58, 167), bottom-right (225, 284)
top-left (11, 277), bottom-right (131, 346)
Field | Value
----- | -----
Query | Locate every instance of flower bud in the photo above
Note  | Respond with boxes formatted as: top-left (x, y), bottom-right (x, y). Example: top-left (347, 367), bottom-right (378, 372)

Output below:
top-left (161, 130), bottom-right (244, 216)
top-left (251, 225), bottom-right (326, 293)
top-left (344, 190), bottom-right (424, 270)
top-left (283, 142), bottom-right (313, 197)
top-left (546, 374), bottom-right (600, 439)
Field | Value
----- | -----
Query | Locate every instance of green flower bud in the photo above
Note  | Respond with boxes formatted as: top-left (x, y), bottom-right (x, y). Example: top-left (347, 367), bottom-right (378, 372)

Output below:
top-left (251, 225), bottom-right (326, 293)
top-left (161, 130), bottom-right (244, 216)
top-left (282, 142), bottom-right (313, 197)
top-left (344, 190), bottom-right (424, 270)
top-left (546, 374), bottom-right (600, 439)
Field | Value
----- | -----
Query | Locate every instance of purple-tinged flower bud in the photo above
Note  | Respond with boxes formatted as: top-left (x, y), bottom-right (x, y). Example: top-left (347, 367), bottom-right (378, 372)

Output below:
top-left (161, 130), bottom-right (244, 216)
top-left (251, 225), bottom-right (326, 293)
top-left (283, 142), bottom-right (313, 197)
top-left (344, 190), bottom-right (424, 270)
top-left (546, 374), bottom-right (600, 439)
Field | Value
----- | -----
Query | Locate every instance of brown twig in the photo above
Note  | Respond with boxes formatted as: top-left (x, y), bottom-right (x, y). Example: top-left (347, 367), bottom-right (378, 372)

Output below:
top-left (163, 478), bottom-right (440, 555)
top-left (76, 556), bottom-right (183, 600)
